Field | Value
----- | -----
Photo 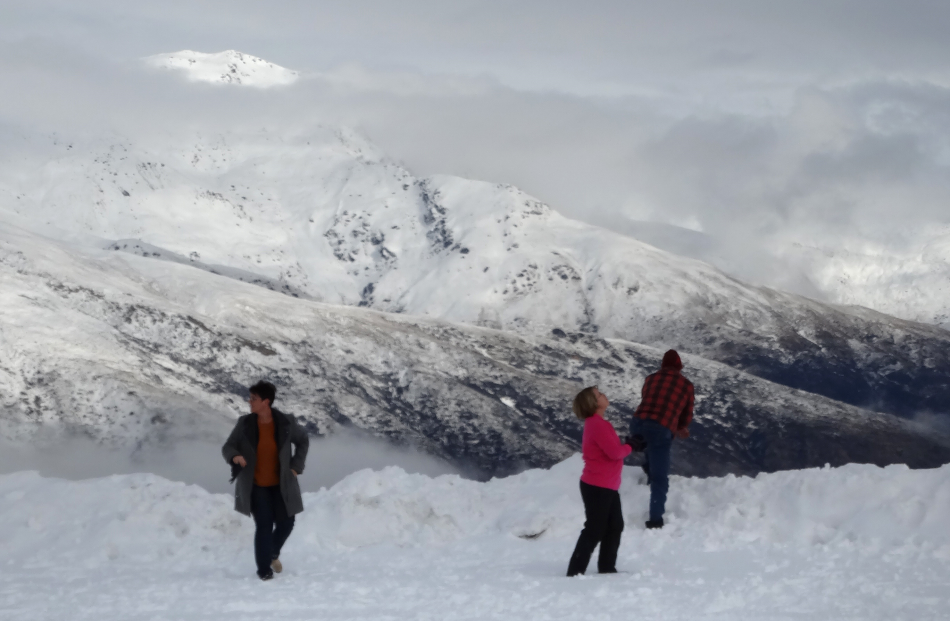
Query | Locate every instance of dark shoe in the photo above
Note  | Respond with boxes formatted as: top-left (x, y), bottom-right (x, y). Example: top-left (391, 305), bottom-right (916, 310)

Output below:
top-left (258, 570), bottom-right (274, 581)
top-left (599, 568), bottom-right (618, 574)
top-left (270, 558), bottom-right (282, 573)
top-left (645, 519), bottom-right (664, 529)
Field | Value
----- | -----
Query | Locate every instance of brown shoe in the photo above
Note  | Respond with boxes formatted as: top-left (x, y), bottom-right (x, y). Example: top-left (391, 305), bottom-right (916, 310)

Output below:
top-left (270, 558), bottom-right (283, 573)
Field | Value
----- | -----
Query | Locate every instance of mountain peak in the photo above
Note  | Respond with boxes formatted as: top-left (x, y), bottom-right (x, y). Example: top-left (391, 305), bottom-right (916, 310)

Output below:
top-left (145, 50), bottom-right (299, 88)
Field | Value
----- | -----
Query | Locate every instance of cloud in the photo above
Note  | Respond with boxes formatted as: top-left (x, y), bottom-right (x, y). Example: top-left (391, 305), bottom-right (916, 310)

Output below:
top-left (6, 1), bottom-right (950, 94)
top-left (620, 81), bottom-right (950, 262)
top-left (0, 429), bottom-right (458, 494)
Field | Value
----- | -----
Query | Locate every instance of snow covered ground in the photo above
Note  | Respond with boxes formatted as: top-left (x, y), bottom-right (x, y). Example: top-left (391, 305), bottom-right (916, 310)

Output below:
top-left (2, 455), bottom-right (948, 620)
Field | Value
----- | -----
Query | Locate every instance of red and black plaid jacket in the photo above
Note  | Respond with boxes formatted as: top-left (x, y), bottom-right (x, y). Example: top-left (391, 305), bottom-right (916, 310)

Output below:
top-left (634, 368), bottom-right (694, 432)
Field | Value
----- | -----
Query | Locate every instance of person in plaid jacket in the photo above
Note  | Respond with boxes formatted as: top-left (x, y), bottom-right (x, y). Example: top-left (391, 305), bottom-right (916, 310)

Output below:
top-left (631, 349), bottom-right (694, 529)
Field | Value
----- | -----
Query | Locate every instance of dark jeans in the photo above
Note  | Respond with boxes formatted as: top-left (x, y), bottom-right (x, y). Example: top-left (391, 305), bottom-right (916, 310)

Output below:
top-left (631, 418), bottom-right (673, 522)
top-left (566, 481), bottom-right (624, 576)
top-left (251, 485), bottom-right (295, 577)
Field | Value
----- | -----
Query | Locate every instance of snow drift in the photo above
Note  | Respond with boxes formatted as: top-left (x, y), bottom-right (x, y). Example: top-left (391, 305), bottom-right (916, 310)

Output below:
top-left (5, 455), bottom-right (947, 557)
top-left (1, 457), bottom-right (948, 620)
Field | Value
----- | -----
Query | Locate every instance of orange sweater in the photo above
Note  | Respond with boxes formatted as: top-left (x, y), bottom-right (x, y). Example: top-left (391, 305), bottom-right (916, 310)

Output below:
top-left (254, 419), bottom-right (280, 487)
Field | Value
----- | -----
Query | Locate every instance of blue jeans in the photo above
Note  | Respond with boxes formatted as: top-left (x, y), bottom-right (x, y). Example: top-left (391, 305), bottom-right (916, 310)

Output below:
top-left (631, 418), bottom-right (672, 522)
top-left (251, 485), bottom-right (295, 577)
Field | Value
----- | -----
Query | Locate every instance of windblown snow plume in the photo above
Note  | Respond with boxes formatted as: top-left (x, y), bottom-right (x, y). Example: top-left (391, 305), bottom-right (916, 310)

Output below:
top-left (145, 50), bottom-right (299, 87)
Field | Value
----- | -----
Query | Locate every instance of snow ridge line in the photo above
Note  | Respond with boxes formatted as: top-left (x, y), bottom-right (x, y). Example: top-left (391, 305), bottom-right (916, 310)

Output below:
top-left (3, 456), bottom-right (949, 565)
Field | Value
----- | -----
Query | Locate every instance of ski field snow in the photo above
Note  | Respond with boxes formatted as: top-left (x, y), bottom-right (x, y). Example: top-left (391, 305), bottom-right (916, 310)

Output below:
top-left (1, 455), bottom-right (948, 620)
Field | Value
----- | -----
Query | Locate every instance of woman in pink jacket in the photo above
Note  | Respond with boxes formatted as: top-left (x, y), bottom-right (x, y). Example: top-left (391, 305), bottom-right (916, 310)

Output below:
top-left (566, 385), bottom-right (633, 576)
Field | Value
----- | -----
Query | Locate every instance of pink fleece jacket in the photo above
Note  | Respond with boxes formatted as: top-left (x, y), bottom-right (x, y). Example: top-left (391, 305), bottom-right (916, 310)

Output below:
top-left (580, 413), bottom-right (632, 490)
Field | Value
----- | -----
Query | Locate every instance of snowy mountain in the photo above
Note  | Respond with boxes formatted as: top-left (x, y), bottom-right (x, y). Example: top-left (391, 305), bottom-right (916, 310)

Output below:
top-left (1, 126), bottom-right (949, 424)
top-left (788, 234), bottom-right (950, 329)
top-left (2, 458), bottom-right (949, 618)
top-left (145, 50), bottom-right (299, 87)
top-left (2, 223), bottom-right (947, 477)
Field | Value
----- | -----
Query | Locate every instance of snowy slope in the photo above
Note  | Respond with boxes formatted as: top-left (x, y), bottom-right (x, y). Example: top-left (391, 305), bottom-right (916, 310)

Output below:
top-left (1, 126), bottom-right (949, 420)
top-left (2, 458), bottom-right (949, 620)
top-left (788, 232), bottom-right (950, 329)
top-left (2, 223), bottom-right (947, 477)
top-left (145, 50), bottom-right (299, 87)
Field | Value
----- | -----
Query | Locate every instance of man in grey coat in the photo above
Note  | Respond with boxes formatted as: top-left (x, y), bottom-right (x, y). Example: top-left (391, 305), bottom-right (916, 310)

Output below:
top-left (222, 380), bottom-right (310, 580)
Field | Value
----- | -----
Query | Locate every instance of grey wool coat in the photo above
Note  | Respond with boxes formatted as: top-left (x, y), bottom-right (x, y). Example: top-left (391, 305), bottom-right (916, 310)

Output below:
top-left (221, 408), bottom-right (310, 516)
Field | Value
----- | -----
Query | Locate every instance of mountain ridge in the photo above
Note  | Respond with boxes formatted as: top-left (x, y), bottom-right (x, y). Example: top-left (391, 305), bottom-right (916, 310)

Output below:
top-left (2, 126), bottom-right (948, 423)
top-left (2, 223), bottom-right (948, 478)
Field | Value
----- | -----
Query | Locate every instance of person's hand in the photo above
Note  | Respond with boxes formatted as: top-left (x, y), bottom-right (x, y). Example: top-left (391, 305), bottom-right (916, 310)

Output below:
top-left (674, 428), bottom-right (690, 439)
top-left (625, 434), bottom-right (646, 452)
top-left (232, 455), bottom-right (247, 467)
top-left (291, 470), bottom-right (298, 477)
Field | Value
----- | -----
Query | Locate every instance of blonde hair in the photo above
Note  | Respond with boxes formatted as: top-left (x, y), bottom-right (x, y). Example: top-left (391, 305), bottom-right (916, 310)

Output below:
top-left (572, 386), bottom-right (599, 420)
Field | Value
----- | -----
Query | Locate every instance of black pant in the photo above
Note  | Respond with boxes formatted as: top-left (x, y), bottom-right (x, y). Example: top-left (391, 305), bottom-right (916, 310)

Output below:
top-left (251, 485), bottom-right (295, 577)
top-left (566, 481), bottom-right (624, 576)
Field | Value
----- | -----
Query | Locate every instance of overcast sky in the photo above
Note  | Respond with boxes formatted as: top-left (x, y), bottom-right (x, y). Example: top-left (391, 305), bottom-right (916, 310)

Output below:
top-left (2, 0), bottom-right (949, 295)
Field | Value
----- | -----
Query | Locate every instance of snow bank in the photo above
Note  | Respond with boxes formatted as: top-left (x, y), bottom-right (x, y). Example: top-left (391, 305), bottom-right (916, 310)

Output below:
top-left (302, 458), bottom-right (585, 548)
top-left (301, 456), bottom-right (950, 553)
top-left (3, 455), bottom-right (949, 566)
top-left (0, 471), bottom-right (245, 567)
top-left (673, 462), bottom-right (950, 550)
top-left (4, 457), bottom-right (950, 621)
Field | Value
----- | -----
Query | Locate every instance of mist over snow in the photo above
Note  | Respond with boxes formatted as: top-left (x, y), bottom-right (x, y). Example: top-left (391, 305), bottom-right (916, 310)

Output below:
top-left (0, 429), bottom-right (457, 495)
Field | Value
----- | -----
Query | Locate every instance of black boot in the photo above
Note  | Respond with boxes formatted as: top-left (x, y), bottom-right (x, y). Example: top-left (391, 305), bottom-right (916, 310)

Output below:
top-left (645, 518), bottom-right (664, 529)
top-left (566, 554), bottom-right (587, 577)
